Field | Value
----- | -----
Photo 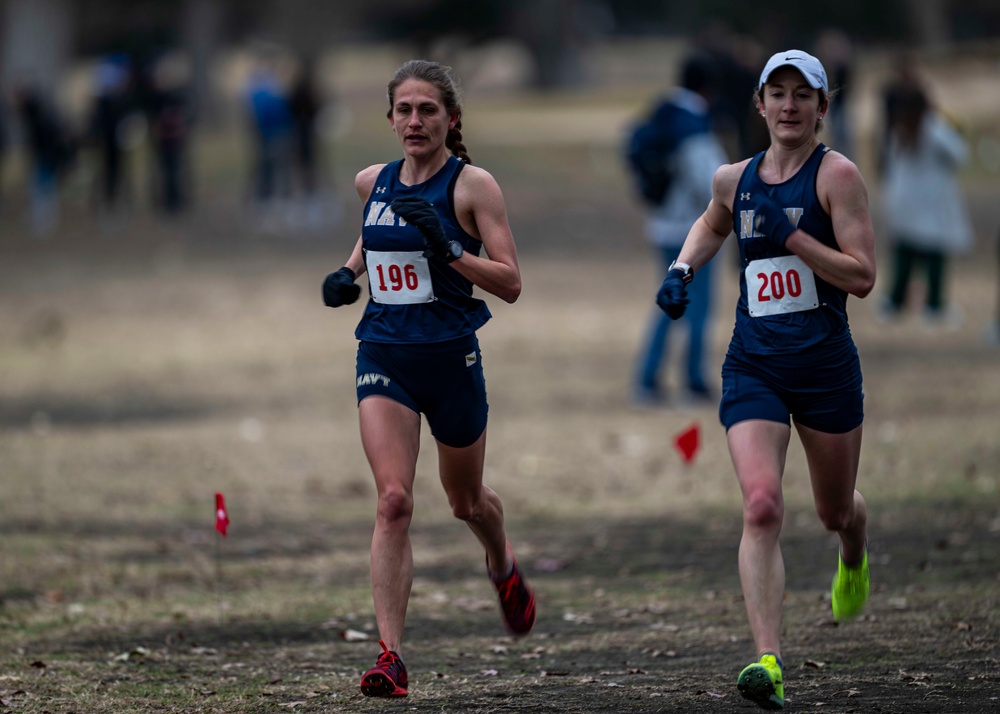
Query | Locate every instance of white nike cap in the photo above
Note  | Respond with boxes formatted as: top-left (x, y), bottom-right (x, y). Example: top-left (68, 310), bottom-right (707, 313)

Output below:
top-left (758, 50), bottom-right (828, 92)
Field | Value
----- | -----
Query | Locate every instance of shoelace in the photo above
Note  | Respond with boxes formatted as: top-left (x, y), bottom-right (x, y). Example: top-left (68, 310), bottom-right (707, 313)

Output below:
top-left (375, 640), bottom-right (402, 672)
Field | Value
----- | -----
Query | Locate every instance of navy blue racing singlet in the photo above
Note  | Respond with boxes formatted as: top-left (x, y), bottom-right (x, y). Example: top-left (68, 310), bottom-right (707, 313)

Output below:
top-left (729, 143), bottom-right (852, 355)
top-left (356, 156), bottom-right (491, 344)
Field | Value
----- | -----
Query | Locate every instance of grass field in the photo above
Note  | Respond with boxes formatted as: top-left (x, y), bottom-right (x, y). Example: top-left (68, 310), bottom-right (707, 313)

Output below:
top-left (2, 41), bottom-right (999, 713)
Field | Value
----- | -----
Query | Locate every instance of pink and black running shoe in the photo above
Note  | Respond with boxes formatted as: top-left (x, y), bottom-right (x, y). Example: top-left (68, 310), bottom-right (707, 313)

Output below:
top-left (360, 639), bottom-right (408, 697)
top-left (491, 544), bottom-right (536, 636)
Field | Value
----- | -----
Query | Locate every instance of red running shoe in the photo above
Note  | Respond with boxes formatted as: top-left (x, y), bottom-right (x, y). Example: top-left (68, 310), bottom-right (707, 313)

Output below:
top-left (360, 640), bottom-right (408, 697)
top-left (491, 544), bottom-right (536, 636)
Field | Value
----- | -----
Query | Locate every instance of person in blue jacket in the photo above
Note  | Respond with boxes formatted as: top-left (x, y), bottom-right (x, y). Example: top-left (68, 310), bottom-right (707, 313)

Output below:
top-left (655, 50), bottom-right (877, 710)
top-left (321, 60), bottom-right (535, 698)
top-left (631, 53), bottom-right (728, 405)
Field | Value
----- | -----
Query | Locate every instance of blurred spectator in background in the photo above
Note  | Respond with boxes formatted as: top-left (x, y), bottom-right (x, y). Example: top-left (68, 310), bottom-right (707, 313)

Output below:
top-left (245, 60), bottom-right (293, 220)
top-left (12, 79), bottom-right (74, 237)
top-left (146, 51), bottom-right (193, 214)
top-left (696, 22), bottom-right (766, 161)
top-left (87, 53), bottom-right (134, 213)
top-left (626, 52), bottom-right (728, 406)
top-left (878, 52), bottom-right (923, 177)
top-left (288, 56), bottom-right (324, 230)
top-left (289, 58), bottom-right (319, 200)
top-left (815, 28), bottom-right (854, 157)
top-left (878, 66), bottom-right (973, 328)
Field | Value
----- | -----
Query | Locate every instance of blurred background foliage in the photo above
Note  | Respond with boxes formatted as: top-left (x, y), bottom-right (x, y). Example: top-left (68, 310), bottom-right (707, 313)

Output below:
top-left (1, 0), bottom-right (998, 245)
top-left (6, 0), bottom-right (1000, 98)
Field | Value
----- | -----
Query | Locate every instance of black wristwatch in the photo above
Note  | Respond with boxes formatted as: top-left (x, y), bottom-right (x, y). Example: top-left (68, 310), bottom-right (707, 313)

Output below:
top-left (444, 240), bottom-right (464, 263)
top-left (668, 260), bottom-right (694, 284)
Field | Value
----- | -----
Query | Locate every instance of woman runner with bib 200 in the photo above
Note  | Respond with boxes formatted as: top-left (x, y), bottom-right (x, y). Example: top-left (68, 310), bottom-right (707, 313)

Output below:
top-left (655, 50), bottom-right (876, 710)
top-left (321, 60), bottom-right (535, 698)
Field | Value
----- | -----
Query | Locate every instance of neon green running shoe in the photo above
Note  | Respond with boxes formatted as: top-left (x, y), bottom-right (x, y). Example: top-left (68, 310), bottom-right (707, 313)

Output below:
top-left (737, 653), bottom-right (784, 710)
top-left (831, 549), bottom-right (870, 621)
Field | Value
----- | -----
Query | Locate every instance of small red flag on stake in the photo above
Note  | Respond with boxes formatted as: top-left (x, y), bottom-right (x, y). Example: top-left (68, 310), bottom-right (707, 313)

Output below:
top-left (215, 492), bottom-right (230, 537)
top-left (674, 422), bottom-right (700, 464)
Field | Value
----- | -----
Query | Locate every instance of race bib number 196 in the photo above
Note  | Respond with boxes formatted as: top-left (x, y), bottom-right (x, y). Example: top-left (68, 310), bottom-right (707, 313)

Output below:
top-left (366, 250), bottom-right (435, 304)
top-left (745, 255), bottom-right (819, 317)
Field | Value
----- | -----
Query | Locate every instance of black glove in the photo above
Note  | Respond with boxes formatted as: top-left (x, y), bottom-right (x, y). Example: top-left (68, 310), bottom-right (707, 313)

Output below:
top-left (753, 196), bottom-right (797, 252)
top-left (322, 267), bottom-right (361, 307)
top-left (390, 196), bottom-right (463, 263)
top-left (656, 269), bottom-right (689, 320)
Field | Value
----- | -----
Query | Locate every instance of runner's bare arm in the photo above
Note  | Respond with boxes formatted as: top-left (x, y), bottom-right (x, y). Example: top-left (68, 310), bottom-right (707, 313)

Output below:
top-left (450, 165), bottom-right (521, 303)
top-left (786, 153), bottom-right (876, 298)
top-left (342, 165), bottom-right (388, 279)
top-left (675, 160), bottom-right (744, 271)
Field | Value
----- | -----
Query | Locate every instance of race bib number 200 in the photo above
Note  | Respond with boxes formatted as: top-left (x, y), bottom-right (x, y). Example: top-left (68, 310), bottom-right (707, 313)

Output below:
top-left (745, 255), bottom-right (819, 317)
top-left (366, 250), bottom-right (435, 304)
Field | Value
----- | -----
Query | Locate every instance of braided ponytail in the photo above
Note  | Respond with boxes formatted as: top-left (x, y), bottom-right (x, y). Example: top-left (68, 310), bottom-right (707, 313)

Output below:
top-left (446, 121), bottom-right (471, 164)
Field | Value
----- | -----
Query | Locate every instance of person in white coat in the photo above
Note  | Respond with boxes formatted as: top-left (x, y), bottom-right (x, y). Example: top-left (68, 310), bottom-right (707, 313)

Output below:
top-left (880, 83), bottom-right (973, 325)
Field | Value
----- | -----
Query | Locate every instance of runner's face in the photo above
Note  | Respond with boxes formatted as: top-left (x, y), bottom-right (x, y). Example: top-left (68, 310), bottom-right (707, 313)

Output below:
top-left (389, 79), bottom-right (456, 159)
top-left (758, 67), bottom-right (826, 144)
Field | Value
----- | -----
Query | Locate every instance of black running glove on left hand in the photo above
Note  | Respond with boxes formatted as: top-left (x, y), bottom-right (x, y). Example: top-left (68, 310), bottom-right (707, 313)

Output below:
top-left (656, 268), bottom-right (689, 320)
top-left (390, 196), bottom-right (462, 263)
top-left (322, 267), bottom-right (361, 307)
top-left (753, 196), bottom-right (797, 253)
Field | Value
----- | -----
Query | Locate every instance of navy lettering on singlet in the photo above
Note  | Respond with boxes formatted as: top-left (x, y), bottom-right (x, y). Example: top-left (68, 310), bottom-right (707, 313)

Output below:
top-left (356, 156), bottom-right (491, 344)
top-left (730, 144), bottom-right (852, 354)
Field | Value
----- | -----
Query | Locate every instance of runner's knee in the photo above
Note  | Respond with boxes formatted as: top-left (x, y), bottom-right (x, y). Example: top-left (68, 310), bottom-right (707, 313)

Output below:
top-left (448, 491), bottom-right (485, 522)
top-left (815, 502), bottom-right (852, 533)
top-left (743, 491), bottom-right (783, 531)
top-left (376, 488), bottom-right (414, 527)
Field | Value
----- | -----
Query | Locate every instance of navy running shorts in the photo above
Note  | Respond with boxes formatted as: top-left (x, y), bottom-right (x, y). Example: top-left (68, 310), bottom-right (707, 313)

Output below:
top-left (719, 341), bottom-right (864, 434)
top-left (355, 334), bottom-right (488, 448)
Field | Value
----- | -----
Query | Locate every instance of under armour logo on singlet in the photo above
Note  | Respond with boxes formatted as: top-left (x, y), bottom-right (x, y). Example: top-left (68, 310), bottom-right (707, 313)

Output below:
top-left (375, 186), bottom-right (386, 194)
top-left (741, 192), bottom-right (751, 201)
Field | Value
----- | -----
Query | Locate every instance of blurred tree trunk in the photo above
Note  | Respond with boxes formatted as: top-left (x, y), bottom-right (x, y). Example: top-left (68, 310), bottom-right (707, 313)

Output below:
top-left (1, 0), bottom-right (71, 94)
top-left (512, 0), bottom-right (597, 88)
top-left (182, 0), bottom-right (225, 126)
top-left (902, 0), bottom-right (950, 49)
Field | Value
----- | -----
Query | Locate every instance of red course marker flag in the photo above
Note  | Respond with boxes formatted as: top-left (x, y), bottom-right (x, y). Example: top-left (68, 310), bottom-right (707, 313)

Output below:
top-left (674, 422), bottom-right (700, 464)
top-left (215, 492), bottom-right (230, 537)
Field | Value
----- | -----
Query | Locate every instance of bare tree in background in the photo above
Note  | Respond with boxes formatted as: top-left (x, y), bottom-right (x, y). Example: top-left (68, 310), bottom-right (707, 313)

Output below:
top-left (1, 0), bottom-right (72, 93)
top-left (902, 0), bottom-right (951, 50)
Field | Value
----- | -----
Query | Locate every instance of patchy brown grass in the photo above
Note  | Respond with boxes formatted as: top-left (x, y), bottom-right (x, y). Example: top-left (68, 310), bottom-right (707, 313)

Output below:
top-left (2, 57), bottom-right (999, 711)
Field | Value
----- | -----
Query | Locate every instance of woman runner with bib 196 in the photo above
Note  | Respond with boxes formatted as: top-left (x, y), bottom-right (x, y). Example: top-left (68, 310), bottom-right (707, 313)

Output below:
top-left (655, 50), bottom-right (876, 710)
top-left (321, 59), bottom-right (535, 698)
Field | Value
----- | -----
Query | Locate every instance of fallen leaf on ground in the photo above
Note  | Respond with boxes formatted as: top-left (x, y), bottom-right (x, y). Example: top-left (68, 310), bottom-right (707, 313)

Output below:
top-left (832, 688), bottom-right (861, 698)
